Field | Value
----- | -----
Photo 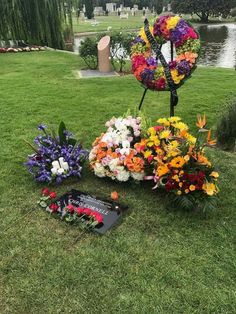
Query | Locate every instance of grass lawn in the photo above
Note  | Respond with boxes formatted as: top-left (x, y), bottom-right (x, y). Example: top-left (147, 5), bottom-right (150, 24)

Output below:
top-left (73, 13), bottom-right (235, 34)
top-left (0, 51), bottom-right (236, 313)
top-left (73, 13), bottom-right (153, 33)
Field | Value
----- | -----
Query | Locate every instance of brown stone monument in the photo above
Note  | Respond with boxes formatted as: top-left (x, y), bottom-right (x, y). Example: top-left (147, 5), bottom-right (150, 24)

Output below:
top-left (97, 35), bottom-right (112, 73)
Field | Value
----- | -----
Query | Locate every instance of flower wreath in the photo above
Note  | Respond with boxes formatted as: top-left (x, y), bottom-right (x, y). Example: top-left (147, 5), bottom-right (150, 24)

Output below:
top-left (131, 15), bottom-right (201, 91)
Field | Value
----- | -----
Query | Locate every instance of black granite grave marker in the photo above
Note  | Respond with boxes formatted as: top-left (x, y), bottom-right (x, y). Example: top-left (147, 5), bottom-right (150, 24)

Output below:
top-left (56, 189), bottom-right (127, 234)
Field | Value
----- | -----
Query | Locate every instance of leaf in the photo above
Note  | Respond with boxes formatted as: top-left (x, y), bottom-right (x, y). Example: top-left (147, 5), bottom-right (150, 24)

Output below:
top-left (68, 138), bottom-right (77, 147)
top-left (58, 121), bottom-right (67, 146)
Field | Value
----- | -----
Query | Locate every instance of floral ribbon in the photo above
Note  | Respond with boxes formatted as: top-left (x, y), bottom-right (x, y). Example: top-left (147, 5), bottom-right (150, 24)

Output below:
top-left (144, 19), bottom-right (178, 107)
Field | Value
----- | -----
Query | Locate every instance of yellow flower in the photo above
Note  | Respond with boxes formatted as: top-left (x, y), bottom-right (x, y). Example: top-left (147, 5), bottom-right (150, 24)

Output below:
top-left (149, 135), bottom-right (160, 146)
top-left (186, 134), bottom-right (197, 145)
top-left (173, 175), bottom-right (180, 182)
top-left (157, 164), bottom-right (169, 177)
top-left (159, 130), bottom-right (171, 139)
top-left (189, 185), bottom-right (196, 191)
top-left (210, 171), bottom-right (219, 179)
top-left (171, 69), bottom-right (185, 84)
top-left (170, 156), bottom-right (186, 168)
top-left (148, 127), bottom-right (156, 136)
top-left (173, 122), bottom-right (189, 132)
top-left (168, 116), bottom-right (181, 123)
top-left (157, 118), bottom-right (170, 126)
top-left (179, 182), bottom-right (183, 187)
top-left (166, 16), bottom-right (181, 30)
top-left (185, 189), bottom-right (190, 194)
top-left (177, 190), bottom-right (182, 195)
top-left (144, 150), bottom-right (152, 159)
top-left (184, 155), bottom-right (190, 162)
top-left (202, 182), bottom-right (217, 196)
top-left (139, 26), bottom-right (154, 47)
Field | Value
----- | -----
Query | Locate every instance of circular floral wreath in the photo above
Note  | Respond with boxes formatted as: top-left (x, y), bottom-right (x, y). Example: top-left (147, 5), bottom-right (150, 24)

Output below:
top-left (131, 15), bottom-right (201, 91)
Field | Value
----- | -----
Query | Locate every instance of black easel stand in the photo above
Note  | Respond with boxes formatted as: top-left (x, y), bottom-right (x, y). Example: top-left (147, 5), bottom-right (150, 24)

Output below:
top-left (138, 19), bottom-right (179, 117)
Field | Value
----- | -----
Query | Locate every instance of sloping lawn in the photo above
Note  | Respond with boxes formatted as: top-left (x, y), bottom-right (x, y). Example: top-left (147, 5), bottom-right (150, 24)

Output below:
top-left (0, 51), bottom-right (236, 313)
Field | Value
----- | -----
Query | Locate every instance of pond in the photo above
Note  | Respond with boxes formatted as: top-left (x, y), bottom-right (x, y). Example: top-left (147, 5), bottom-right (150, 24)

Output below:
top-left (74, 23), bottom-right (236, 68)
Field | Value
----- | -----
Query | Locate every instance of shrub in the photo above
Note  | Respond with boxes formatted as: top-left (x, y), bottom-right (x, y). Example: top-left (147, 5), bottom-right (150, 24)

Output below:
top-left (85, 0), bottom-right (94, 19)
top-left (109, 31), bottom-right (134, 73)
top-left (216, 95), bottom-right (236, 151)
top-left (79, 37), bottom-right (98, 69)
top-left (231, 7), bottom-right (236, 17)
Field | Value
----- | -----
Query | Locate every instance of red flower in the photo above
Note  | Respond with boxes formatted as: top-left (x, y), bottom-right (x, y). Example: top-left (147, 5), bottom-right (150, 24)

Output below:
top-left (76, 207), bottom-right (85, 215)
top-left (42, 188), bottom-right (50, 196)
top-left (49, 192), bottom-right (57, 199)
top-left (94, 213), bottom-right (103, 223)
top-left (84, 208), bottom-right (92, 216)
top-left (66, 204), bottom-right (75, 214)
top-left (49, 203), bottom-right (59, 213)
top-left (154, 125), bottom-right (164, 132)
top-left (156, 77), bottom-right (166, 90)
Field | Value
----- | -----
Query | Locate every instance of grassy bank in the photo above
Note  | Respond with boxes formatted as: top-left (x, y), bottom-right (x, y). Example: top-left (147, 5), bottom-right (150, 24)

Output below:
top-left (0, 51), bottom-right (236, 313)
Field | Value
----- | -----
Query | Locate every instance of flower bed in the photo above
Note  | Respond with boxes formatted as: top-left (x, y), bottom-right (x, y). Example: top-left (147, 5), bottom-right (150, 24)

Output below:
top-left (0, 46), bottom-right (45, 53)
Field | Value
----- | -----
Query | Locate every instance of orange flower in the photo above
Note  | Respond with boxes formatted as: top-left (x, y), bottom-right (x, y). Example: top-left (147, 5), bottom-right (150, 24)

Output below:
top-left (111, 191), bottom-right (119, 201)
top-left (176, 52), bottom-right (198, 65)
top-left (196, 114), bottom-right (206, 129)
top-left (157, 164), bottom-right (169, 177)
top-left (170, 156), bottom-right (186, 168)
top-left (195, 153), bottom-right (211, 167)
top-left (207, 130), bottom-right (217, 146)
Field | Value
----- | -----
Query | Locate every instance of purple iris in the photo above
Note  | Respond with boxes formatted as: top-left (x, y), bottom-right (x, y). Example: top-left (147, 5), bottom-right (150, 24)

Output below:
top-left (38, 124), bottom-right (47, 131)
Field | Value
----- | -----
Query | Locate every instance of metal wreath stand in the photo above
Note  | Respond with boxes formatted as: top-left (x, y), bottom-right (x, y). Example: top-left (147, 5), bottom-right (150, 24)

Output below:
top-left (138, 19), bottom-right (179, 117)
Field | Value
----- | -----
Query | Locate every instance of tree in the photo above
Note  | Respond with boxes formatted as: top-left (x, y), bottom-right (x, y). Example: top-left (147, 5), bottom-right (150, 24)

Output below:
top-left (0, 0), bottom-right (73, 49)
top-left (171, 0), bottom-right (235, 23)
top-left (84, 0), bottom-right (94, 19)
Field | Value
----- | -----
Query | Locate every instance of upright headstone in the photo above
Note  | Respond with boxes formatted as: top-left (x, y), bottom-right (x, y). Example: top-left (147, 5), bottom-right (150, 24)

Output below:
top-left (98, 36), bottom-right (112, 73)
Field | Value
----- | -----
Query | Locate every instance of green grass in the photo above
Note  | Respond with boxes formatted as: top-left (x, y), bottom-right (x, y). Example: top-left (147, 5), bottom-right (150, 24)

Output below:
top-left (73, 13), bottom-right (235, 34)
top-left (73, 13), bottom-right (153, 33)
top-left (0, 51), bottom-right (236, 313)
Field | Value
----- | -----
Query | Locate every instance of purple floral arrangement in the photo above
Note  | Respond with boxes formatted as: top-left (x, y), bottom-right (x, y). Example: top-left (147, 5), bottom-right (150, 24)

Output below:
top-left (25, 122), bottom-right (88, 184)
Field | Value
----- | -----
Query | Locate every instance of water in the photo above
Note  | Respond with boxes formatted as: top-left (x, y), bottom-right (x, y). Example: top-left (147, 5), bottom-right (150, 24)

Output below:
top-left (74, 23), bottom-right (236, 68)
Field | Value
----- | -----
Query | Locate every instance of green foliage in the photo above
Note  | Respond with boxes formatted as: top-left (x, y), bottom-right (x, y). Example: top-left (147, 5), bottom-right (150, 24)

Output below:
top-left (231, 7), bottom-right (236, 17)
top-left (216, 95), bottom-right (236, 151)
top-left (0, 0), bottom-right (73, 49)
top-left (79, 37), bottom-right (98, 69)
top-left (109, 31), bottom-right (135, 73)
top-left (167, 193), bottom-right (218, 212)
top-left (58, 121), bottom-right (67, 146)
top-left (85, 0), bottom-right (94, 19)
top-left (172, 0), bottom-right (235, 22)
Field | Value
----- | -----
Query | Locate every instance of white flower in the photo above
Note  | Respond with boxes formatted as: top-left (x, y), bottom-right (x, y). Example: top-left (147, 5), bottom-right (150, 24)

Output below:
top-left (58, 168), bottom-right (65, 175)
top-left (108, 158), bottom-right (120, 171)
top-left (131, 172), bottom-right (144, 181)
top-left (116, 169), bottom-right (130, 182)
top-left (89, 150), bottom-right (96, 161)
top-left (94, 163), bottom-right (106, 177)
top-left (120, 140), bottom-right (131, 155)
